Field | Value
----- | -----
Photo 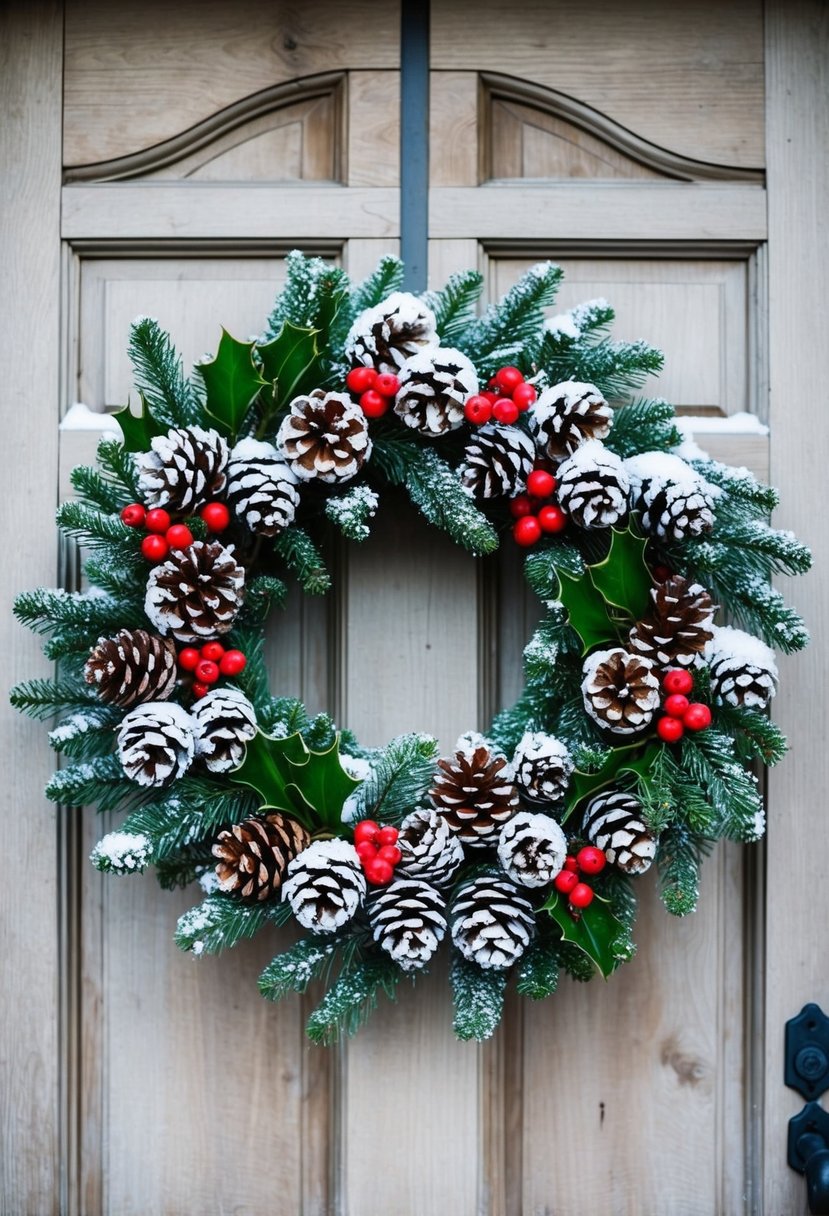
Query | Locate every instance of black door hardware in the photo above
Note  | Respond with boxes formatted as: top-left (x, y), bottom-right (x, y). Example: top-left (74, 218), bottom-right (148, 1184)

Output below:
top-left (786, 1004), bottom-right (829, 1101)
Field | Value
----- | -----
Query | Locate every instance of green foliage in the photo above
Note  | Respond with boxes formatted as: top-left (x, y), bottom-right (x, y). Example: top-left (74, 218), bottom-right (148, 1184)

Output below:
top-left (56, 501), bottom-right (144, 565)
top-left (324, 485), bottom-right (378, 542)
top-left (229, 730), bottom-right (361, 833)
top-left (681, 730), bottom-right (764, 841)
top-left (716, 703), bottom-right (788, 766)
top-left (516, 939), bottom-right (560, 1000)
top-left (121, 780), bottom-right (260, 861)
top-left (524, 542), bottom-right (585, 596)
top-left (346, 255), bottom-right (405, 324)
top-left (657, 826), bottom-right (711, 916)
top-left (95, 438), bottom-right (142, 498)
top-left (257, 696), bottom-right (310, 737)
top-left (306, 955), bottom-right (401, 1045)
top-left (402, 448), bottom-right (499, 556)
top-left (45, 755), bottom-right (141, 813)
top-left (345, 732), bottom-right (440, 826)
top-left (10, 677), bottom-right (100, 721)
top-left (70, 464), bottom-right (130, 514)
top-left (257, 322), bottom-right (325, 423)
top-left (238, 575), bottom-right (287, 626)
top-left (195, 330), bottom-right (266, 440)
top-left (541, 888), bottom-right (632, 978)
top-left (14, 587), bottom-right (143, 640)
top-left (604, 398), bottom-right (683, 460)
top-left (128, 315), bottom-right (200, 429)
top-left (264, 251), bottom-right (349, 357)
top-left (690, 458), bottom-right (778, 517)
top-left (49, 707), bottom-right (119, 760)
top-left (275, 528), bottom-right (331, 595)
top-left (83, 556), bottom-right (146, 598)
top-left (457, 261), bottom-right (563, 376)
top-left (422, 269), bottom-right (484, 345)
top-left (175, 893), bottom-right (291, 956)
top-left (259, 938), bottom-right (340, 1001)
top-left (451, 955), bottom-right (506, 1041)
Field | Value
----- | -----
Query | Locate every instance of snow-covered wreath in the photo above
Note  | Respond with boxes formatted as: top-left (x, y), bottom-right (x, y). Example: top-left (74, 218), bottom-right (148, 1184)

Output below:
top-left (13, 253), bottom-right (810, 1042)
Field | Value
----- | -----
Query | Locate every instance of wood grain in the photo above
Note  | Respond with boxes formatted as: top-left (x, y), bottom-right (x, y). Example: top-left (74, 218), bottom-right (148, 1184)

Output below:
top-left (0, 5), bottom-right (63, 1212)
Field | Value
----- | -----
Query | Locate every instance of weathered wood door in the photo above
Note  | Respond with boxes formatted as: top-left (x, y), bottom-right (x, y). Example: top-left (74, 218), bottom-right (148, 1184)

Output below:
top-left (3, 2), bottom-right (827, 1212)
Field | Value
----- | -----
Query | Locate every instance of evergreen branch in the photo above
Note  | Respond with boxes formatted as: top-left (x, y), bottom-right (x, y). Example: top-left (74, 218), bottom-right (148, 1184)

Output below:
top-left (275, 527), bottom-right (331, 595)
top-left (10, 677), bottom-right (100, 721)
top-left (369, 432), bottom-right (423, 484)
top-left (345, 733), bottom-right (440, 826)
top-left (56, 501), bottom-right (144, 561)
top-left (691, 458), bottom-right (778, 518)
top-left (347, 256), bottom-right (405, 322)
top-left (324, 485), bottom-right (378, 542)
top-left (265, 251), bottom-right (349, 349)
top-left (715, 703), bottom-right (788, 767)
top-left (451, 955), bottom-right (506, 1041)
top-left (237, 575), bottom-right (287, 626)
top-left (257, 696), bottom-right (310, 737)
top-left (96, 438), bottom-right (141, 498)
top-left (49, 707), bottom-right (119, 760)
top-left (305, 954), bottom-right (401, 1044)
top-left (224, 625), bottom-right (270, 714)
top-left (537, 336), bottom-right (664, 399)
top-left (403, 449), bottom-right (499, 555)
top-left (524, 542), bottom-right (585, 595)
top-left (657, 825), bottom-right (711, 916)
top-left (681, 730), bottom-right (765, 841)
top-left (128, 316), bottom-right (200, 427)
top-left (82, 556), bottom-right (146, 598)
top-left (259, 937), bottom-right (341, 1001)
top-left (70, 465), bottom-right (130, 514)
top-left (421, 269), bottom-right (484, 345)
top-left (457, 261), bottom-right (563, 375)
top-left (14, 587), bottom-right (144, 638)
top-left (516, 939), bottom-right (559, 1000)
top-left (44, 755), bottom-right (142, 813)
top-left (121, 780), bottom-right (260, 860)
top-left (175, 892), bottom-right (291, 956)
top-left (604, 398), bottom-right (683, 459)
top-left (90, 830), bottom-right (153, 875)
top-left (557, 941), bottom-right (598, 982)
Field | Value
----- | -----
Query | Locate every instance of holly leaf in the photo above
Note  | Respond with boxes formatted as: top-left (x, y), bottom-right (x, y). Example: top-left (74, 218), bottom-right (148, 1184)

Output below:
top-left (197, 329), bottom-right (267, 440)
top-left (257, 322), bottom-right (325, 412)
top-left (113, 393), bottom-right (165, 452)
top-left (283, 736), bottom-right (363, 835)
top-left (554, 567), bottom-right (617, 654)
top-left (229, 729), bottom-right (296, 817)
top-left (562, 743), bottom-right (659, 824)
top-left (588, 527), bottom-right (652, 621)
top-left (541, 889), bottom-right (628, 978)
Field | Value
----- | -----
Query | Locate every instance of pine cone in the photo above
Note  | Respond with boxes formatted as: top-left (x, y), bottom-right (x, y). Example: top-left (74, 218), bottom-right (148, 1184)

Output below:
top-left (512, 731), bottom-right (573, 804)
top-left (430, 745), bottom-right (519, 848)
top-left (581, 647), bottom-right (660, 735)
top-left (450, 874), bottom-right (535, 969)
top-left (393, 348), bottom-right (478, 436)
top-left (629, 575), bottom-right (716, 669)
top-left (397, 806), bottom-right (465, 887)
top-left (137, 426), bottom-right (229, 513)
top-left (626, 452), bottom-right (716, 541)
top-left (84, 627), bottom-right (177, 707)
top-left (497, 811), bottom-right (568, 888)
top-left (555, 440), bottom-right (628, 530)
top-left (459, 424), bottom-right (535, 498)
top-left (144, 540), bottom-right (245, 643)
top-left (276, 389), bottom-right (372, 484)
top-left (226, 437), bottom-right (299, 537)
top-left (528, 381), bottom-right (612, 462)
top-left (212, 813), bottom-right (311, 903)
top-left (192, 686), bottom-right (257, 773)
top-left (583, 789), bottom-right (656, 874)
top-left (368, 878), bottom-right (447, 971)
top-left (116, 701), bottom-right (195, 787)
top-left (705, 624), bottom-right (778, 708)
top-left (282, 838), bottom-right (366, 934)
top-left (345, 291), bottom-right (438, 374)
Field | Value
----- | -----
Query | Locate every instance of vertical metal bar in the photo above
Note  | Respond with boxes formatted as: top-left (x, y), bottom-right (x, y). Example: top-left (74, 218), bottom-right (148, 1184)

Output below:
top-left (400, 0), bottom-right (430, 292)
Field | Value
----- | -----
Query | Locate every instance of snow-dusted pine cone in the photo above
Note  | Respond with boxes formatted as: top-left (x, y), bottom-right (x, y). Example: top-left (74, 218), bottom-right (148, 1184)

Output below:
top-left (430, 744), bottom-right (519, 848)
top-left (226, 438), bottom-right (299, 536)
top-left (583, 790), bottom-right (656, 875)
top-left (512, 731), bottom-right (573, 805)
top-left (368, 878), bottom-right (447, 971)
top-left (212, 812), bottom-right (311, 903)
top-left (394, 348), bottom-right (478, 435)
top-left (528, 381), bottom-right (613, 463)
top-left (191, 686), bottom-right (257, 773)
top-left (705, 625), bottom-right (778, 708)
top-left (282, 838), bottom-right (366, 933)
top-left (626, 452), bottom-right (716, 541)
top-left (556, 440), bottom-right (629, 529)
top-left (497, 811), bottom-right (567, 888)
top-left (345, 291), bottom-right (438, 374)
top-left (581, 647), bottom-right (660, 735)
top-left (84, 627), bottom-right (177, 708)
top-left (136, 426), bottom-right (229, 513)
top-left (629, 575), bottom-right (715, 669)
top-left (451, 874), bottom-right (535, 969)
top-left (116, 701), bottom-right (195, 787)
top-left (276, 389), bottom-right (371, 484)
top-left (396, 806), bottom-right (465, 887)
top-left (144, 540), bottom-right (245, 643)
top-left (459, 424), bottom-right (535, 498)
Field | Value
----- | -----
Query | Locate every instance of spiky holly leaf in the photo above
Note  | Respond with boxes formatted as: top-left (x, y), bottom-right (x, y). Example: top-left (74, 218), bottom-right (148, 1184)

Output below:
top-left (554, 566), bottom-right (616, 654)
top-left (562, 743), bottom-right (660, 824)
top-left (588, 527), bottom-right (651, 621)
top-left (541, 889), bottom-right (628, 979)
top-left (197, 329), bottom-right (266, 440)
top-left (113, 393), bottom-right (165, 452)
top-left (257, 322), bottom-right (325, 412)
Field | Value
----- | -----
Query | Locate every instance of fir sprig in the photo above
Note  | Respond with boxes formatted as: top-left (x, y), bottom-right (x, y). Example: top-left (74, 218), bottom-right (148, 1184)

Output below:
top-left (305, 954), bottom-right (401, 1044)
top-left (176, 893), bottom-right (291, 955)
top-left (121, 780), bottom-right (260, 861)
top-left (275, 527), bottom-right (331, 595)
top-left (259, 938), bottom-right (341, 1001)
top-left (604, 398), bottom-right (683, 459)
top-left (345, 733), bottom-right (439, 826)
top-left (45, 755), bottom-right (143, 813)
top-left (402, 449), bottom-right (499, 556)
top-left (96, 438), bottom-right (141, 499)
top-left (451, 955), bottom-right (507, 1041)
top-left (516, 939), bottom-right (560, 1000)
top-left (128, 316), bottom-right (201, 427)
top-left (422, 269), bottom-right (484, 345)
top-left (456, 261), bottom-right (564, 375)
top-left (657, 826), bottom-right (712, 916)
top-left (10, 677), bottom-right (100, 721)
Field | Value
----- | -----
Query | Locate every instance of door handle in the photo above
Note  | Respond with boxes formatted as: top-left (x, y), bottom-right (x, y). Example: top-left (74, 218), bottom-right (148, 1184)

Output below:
top-left (789, 1103), bottom-right (829, 1215)
top-left (787, 1007), bottom-right (829, 1213)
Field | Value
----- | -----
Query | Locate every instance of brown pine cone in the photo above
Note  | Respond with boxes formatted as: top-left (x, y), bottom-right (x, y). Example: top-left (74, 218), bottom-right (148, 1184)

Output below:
top-left (394, 348), bottom-right (478, 435)
top-left (137, 426), bottom-right (229, 513)
top-left (626, 452), bottom-right (715, 541)
top-left (192, 686), bottom-right (258, 773)
top-left (582, 790), bottom-right (656, 874)
top-left (528, 381), bottom-right (612, 462)
top-left (430, 744), bottom-right (519, 848)
top-left (84, 628), bottom-right (177, 707)
top-left (345, 291), bottom-right (438, 374)
top-left (459, 424), bottom-right (535, 498)
top-left (581, 647), bottom-right (660, 735)
top-left (116, 701), bottom-right (196, 786)
top-left (629, 575), bottom-right (716, 669)
top-left (276, 389), bottom-right (371, 484)
top-left (212, 813), bottom-right (311, 903)
top-left (144, 539), bottom-right (245, 643)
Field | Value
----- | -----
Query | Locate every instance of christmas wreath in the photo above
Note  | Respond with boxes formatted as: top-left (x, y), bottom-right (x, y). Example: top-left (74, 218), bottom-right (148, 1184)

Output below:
top-left (13, 253), bottom-right (811, 1043)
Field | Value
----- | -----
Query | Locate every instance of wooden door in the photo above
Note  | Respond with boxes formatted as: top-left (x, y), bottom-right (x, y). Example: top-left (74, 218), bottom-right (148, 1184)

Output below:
top-left (3, 3), bottom-right (828, 1213)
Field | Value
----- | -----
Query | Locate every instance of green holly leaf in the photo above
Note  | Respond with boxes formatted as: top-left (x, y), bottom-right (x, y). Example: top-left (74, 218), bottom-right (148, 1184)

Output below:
top-left (113, 393), bottom-right (165, 452)
top-left (588, 527), bottom-right (652, 621)
top-left (562, 743), bottom-right (660, 824)
top-left (197, 329), bottom-right (267, 440)
top-left (554, 566), bottom-right (617, 654)
top-left (257, 322), bottom-right (325, 411)
top-left (541, 889), bottom-right (628, 979)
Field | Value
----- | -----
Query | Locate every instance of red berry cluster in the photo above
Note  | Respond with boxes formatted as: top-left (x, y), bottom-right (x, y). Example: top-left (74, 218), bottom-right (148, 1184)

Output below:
top-left (178, 641), bottom-right (247, 698)
top-left (655, 669), bottom-right (712, 742)
top-left (509, 468), bottom-right (567, 547)
top-left (353, 819), bottom-right (402, 886)
top-left (345, 366), bottom-right (401, 419)
top-left (121, 501), bottom-right (231, 563)
top-left (553, 846), bottom-right (607, 911)
top-left (464, 365), bottom-right (538, 427)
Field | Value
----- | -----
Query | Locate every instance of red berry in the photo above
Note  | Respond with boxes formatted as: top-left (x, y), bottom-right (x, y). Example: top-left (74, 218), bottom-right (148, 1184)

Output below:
top-left (376, 826), bottom-right (399, 847)
top-left (219, 649), bottom-right (247, 676)
top-left (191, 681), bottom-right (209, 699)
top-left (563, 857), bottom-right (579, 873)
top-left (194, 659), bottom-right (220, 685)
top-left (664, 693), bottom-right (690, 718)
top-left (657, 716), bottom-right (685, 743)
top-left (377, 844), bottom-right (403, 866)
top-left (464, 394), bottom-right (493, 426)
top-left (346, 366), bottom-right (377, 394)
top-left (492, 398), bottom-right (520, 425)
top-left (683, 702), bottom-right (712, 732)
top-left (120, 503), bottom-right (146, 528)
top-left (569, 882), bottom-right (594, 909)
top-left (538, 504), bottom-right (567, 534)
top-left (355, 840), bottom-right (378, 863)
top-left (200, 641), bottom-right (225, 662)
top-left (354, 820), bottom-right (380, 846)
top-left (145, 508), bottom-right (171, 534)
top-left (364, 857), bottom-right (394, 886)
top-left (513, 515), bottom-right (542, 547)
top-left (141, 534), bottom-right (169, 562)
top-left (652, 564), bottom-right (672, 582)
top-left (663, 668), bottom-right (694, 696)
top-left (554, 869), bottom-right (579, 894)
top-left (178, 647), bottom-right (201, 671)
top-left (512, 382), bottom-right (538, 411)
top-left (200, 502), bottom-right (231, 532)
top-left (495, 366), bottom-right (524, 394)
top-left (509, 494), bottom-right (533, 519)
top-left (526, 469), bottom-right (556, 499)
top-left (165, 523), bottom-right (194, 549)
top-left (359, 388), bottom-right (389, 418)
top-left (374, 372), bottom-right (400, 397)
top-left (576, 846), bottom-right (606, 876)
top-left (481, 390), bottom-right (501, 405)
